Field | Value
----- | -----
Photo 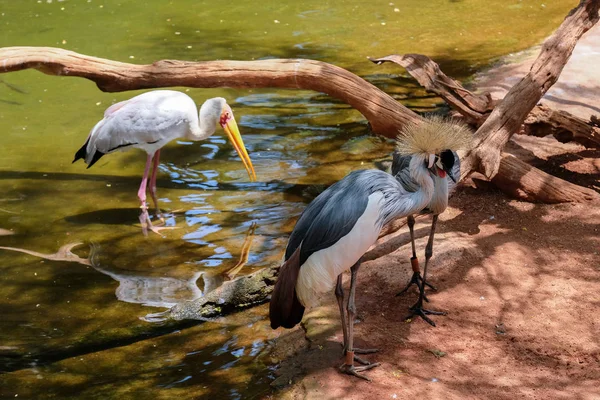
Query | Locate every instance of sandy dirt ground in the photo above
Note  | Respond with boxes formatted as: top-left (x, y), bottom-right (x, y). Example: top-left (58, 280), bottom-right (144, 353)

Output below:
top-left (264, 23), bottom-right (600, 400)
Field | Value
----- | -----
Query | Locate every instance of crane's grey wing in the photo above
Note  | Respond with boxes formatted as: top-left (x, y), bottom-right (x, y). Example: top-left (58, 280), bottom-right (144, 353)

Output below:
top-left (284, 190), bottom-right (331, 261)
top-left (448, 151), bottom-right (461, 194)
top-left (391, 152), bottom-right (419, 193)
top-left (285, 170), bottom-right (371, 265)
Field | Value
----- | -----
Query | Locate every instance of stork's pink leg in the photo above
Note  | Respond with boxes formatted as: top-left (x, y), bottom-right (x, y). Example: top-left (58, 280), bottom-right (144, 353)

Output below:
top-left (149, 150), bottom-right (161, 213)
top-left (138, 154), bottom-right (154, 209)
top-left (138, 151), bottom-right (176, 236)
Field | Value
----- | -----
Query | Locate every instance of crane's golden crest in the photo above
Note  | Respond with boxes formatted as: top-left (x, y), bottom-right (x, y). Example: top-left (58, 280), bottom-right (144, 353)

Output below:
top-left (395, 116), bottom-right (472, 156)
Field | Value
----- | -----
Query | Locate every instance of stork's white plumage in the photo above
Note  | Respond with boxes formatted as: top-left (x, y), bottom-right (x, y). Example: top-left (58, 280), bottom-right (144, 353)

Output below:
top-left (73, 90), bottom-right (256, 234)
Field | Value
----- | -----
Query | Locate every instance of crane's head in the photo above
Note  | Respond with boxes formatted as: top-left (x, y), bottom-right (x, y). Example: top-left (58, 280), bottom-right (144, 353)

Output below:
top-left (427, 150), bottom-right (458, 182)
top-left (202, 97), bottom-right (256, 182)
top-left (396, 116), bottom-right (471, 183)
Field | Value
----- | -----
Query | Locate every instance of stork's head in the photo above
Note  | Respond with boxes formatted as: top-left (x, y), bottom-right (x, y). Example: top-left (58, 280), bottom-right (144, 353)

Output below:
top-left (201, 97), bottom-right (256, 182)
top-left (427, 150), bottom-right (458, 182)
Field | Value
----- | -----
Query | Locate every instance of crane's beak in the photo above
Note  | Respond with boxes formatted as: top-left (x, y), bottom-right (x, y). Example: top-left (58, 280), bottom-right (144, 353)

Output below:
top-left (220, 111), bottom-right (257, 182)
top-left (447, 170), bottom-right (457, 183)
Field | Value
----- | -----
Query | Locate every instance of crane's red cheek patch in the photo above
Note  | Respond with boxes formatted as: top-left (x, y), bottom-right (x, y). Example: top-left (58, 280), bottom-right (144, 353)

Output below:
top-left (437, 168), bottom-right (447, 178)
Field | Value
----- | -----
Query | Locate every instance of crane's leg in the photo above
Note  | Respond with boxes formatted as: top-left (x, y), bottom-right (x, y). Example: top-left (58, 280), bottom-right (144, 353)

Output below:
top-left (396, 215), bottom-right (436, 301)
top-left (339, 263), bottom-right (380, 381)
top-left (404, 215), bottom-right (447, 327)
top-left (335, 274), bottom-right (349, 349)
top-left (336, 274), bottom-right (375, 366)
top-left (148, 149), bottom-right (161, 215)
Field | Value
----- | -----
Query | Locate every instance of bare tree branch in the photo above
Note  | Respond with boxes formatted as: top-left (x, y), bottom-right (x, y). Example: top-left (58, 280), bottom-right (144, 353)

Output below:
top-left (0, 46), bottom-right (420, 136)
top-left (370, 54), bottom-right (495, 124)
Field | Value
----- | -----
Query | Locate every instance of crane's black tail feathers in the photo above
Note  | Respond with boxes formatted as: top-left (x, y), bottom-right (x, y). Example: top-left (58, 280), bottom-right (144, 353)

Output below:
top-left (72, 138), bottom-right (104, 168)
top-left (269, 248), bottom-right (305, 329)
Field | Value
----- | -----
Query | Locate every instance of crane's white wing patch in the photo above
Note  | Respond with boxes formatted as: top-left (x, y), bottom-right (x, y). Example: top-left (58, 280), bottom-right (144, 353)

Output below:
top-left (295, 191), bottom-right (384, 308)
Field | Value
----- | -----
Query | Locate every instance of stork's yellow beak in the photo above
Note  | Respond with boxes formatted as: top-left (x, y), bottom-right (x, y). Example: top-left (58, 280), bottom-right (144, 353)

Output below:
top-left (221, 110), bottom-right (257, 182)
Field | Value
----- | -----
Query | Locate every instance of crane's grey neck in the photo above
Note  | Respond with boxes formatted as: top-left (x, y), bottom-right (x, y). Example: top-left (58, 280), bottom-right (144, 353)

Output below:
top-left (379, 154), bottom-right (435, 227)
top-left (188, 97), bottom-right (226, 141)
top-left (428, 175), bottom-right (449, 215)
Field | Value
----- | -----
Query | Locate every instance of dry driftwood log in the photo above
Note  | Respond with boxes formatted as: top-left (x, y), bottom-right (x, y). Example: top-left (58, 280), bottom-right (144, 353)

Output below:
top-left (465, 0), bottom-right (599, 180)
top-left (1, 1), bottom-right (598, 321)
top-left (2, 3), bottom-right (598, 203)
top-left (369, 55), bottom-right (600, 149)
top-left (524, 105), bottom-right (600, 148)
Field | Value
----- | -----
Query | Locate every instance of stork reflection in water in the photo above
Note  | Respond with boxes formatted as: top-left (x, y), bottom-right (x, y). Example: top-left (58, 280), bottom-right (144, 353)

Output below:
top-left (73, 90), bottom-right (257, 235)
top-left (0, 222), bottom-right (258, 308)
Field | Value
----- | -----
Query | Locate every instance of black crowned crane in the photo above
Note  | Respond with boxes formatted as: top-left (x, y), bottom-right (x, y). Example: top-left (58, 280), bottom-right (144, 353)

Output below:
top-left (392, 118), bottom-right (471, 326)
top-left (73, 90), bottom-right (256, 234)
top-left (269, 120), bottom-right (470, 380)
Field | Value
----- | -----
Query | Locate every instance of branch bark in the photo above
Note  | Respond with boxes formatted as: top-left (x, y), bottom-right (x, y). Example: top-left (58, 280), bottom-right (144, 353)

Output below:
top-left (525, 105), bottom-right (600, 148)
top-left (0, 46), bottom-right (420, 136)
top-left (370, 54), bottom-right (495, 125)
top-left (371, 52), bottom-right (600, 150)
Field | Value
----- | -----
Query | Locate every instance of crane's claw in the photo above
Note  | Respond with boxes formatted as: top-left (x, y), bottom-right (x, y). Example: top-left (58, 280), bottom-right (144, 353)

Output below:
top-left (339, 362), bottom-right (380, 381)
top-left (396, 271), bottom-right (436, 301)
top-left (404, 304), bottom-right (447, 327)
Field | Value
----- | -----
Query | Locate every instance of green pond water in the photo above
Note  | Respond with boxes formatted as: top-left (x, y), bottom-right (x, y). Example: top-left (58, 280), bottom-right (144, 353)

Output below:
top-left (0, 0), bottom-right (575, 398)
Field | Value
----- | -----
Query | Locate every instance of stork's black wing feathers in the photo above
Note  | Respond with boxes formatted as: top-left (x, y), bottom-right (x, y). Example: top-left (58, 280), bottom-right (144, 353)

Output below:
top-left (285, 170), bottom-right (372, 266)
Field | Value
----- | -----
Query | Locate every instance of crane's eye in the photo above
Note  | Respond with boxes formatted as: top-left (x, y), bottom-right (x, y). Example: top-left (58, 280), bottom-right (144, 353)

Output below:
top-left (440, 150), bottom-right (455, 170)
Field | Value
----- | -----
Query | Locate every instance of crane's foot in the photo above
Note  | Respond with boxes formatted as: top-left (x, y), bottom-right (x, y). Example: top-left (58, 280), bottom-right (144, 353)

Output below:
top-left (339, 362), bottom-right (380, 381)
top-left (404, 303), bottom-right (447, 327)
top-left (341, 347), bottom-right (379, 365)
top-left (396, 271), bottom-right (437, 302)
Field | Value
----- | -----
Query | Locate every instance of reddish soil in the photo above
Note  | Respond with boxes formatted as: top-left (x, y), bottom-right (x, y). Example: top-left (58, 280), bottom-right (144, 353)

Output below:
top-left (267, 171), bottom-right (599, 399)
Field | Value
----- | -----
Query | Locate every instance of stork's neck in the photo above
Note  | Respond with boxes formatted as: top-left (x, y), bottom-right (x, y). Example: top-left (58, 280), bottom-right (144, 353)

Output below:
top-left (187, 115), bottom-right (218, 141)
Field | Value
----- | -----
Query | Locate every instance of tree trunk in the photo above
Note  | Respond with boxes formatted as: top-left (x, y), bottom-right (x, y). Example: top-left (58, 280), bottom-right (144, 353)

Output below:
top-left (492, 153), bottom-right (600, 203)
top-left (371, 55), bottom-right (600, 149)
